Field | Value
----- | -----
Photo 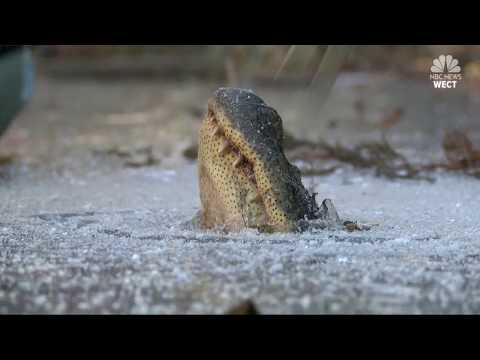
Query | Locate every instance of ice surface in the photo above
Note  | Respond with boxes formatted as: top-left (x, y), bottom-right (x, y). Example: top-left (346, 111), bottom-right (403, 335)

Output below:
top-left (1, 70), bottom-right (480, 314)
top-left (1, 164), bottom-right (480, 314)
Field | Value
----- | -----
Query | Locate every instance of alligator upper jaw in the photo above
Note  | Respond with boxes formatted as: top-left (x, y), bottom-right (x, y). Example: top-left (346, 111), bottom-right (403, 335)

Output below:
top-left (208, 110), bottom-right (260, 188)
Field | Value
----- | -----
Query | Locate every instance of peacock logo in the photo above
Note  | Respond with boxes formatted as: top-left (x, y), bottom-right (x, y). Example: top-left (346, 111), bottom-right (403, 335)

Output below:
top-left (431, 55), bottom-right (461, 74)
top-left (430, 55), bottom-right (463, 89)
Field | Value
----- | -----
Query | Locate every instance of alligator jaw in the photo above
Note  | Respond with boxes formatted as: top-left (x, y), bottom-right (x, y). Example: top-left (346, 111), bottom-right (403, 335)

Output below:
top-left (198, 88), bottom-right (320, 233)
top-left (206, 111), bottom-right (264, 208)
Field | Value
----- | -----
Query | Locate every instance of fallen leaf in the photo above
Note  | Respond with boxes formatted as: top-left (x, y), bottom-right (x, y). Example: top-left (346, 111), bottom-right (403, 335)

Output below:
top-left (379, 107), bottom-right (405, 130)
top-left (226, 300), bottom-right (260, 315)
top-left (183, 145), bottom-right (198, 161)
top-left (0, 154), bottom-right (15, 167)
top-left (443, 130), bottom-right (477, 169)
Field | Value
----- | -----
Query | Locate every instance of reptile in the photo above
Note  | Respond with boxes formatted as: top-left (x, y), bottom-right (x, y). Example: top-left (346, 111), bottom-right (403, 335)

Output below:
top-left (196, 87), bottom-right (342, 233)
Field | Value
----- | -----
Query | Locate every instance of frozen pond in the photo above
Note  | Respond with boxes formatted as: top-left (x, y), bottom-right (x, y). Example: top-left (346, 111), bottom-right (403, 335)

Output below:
top-left (1, 71), bottom-right (480, 314)
top-left (1, 165), bottom-right (480, 314)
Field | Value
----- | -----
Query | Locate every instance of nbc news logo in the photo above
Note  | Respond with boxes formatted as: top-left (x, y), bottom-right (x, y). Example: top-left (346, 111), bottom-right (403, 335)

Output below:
top-left (430, 55), bottom-right (463, 89)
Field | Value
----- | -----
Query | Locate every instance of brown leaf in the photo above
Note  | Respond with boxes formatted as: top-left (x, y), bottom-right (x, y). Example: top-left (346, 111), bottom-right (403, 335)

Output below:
top-left (183, 145), bottom-right (198, 160)
top-left (443, 130), bottom-right (477, 169)
top-left (0, 154), bottom-right (15, 167)
top-left (379, 107), bottom-right (405, 130)
top-left (226, 300), bottom-right (260, 315)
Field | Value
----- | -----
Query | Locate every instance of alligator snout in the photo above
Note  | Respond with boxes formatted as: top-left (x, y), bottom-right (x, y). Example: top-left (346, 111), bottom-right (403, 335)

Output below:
top-left (197, 88), bottom-right (321, 233)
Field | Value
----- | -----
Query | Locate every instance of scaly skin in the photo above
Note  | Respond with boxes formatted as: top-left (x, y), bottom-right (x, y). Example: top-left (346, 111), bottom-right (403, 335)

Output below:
top-left (198, 88), bottom-right (320, 233)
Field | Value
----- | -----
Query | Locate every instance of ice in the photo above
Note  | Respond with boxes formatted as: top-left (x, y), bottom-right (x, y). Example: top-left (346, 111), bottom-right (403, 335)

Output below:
top-left (1, 163), bottom-right (480, 314)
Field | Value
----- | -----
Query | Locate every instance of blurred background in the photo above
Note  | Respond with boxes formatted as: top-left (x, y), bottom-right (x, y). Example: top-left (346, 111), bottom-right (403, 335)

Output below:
top-left (2, 45), bottom-right (480, 176)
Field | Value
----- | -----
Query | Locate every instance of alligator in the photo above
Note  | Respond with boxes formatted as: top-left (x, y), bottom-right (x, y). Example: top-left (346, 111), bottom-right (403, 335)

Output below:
top-left (196, 88), bottom-right (343, 233)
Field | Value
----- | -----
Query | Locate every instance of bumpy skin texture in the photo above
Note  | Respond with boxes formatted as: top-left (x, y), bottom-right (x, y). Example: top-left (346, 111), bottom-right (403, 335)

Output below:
top-left (198, 88), bottom-right (320, 233)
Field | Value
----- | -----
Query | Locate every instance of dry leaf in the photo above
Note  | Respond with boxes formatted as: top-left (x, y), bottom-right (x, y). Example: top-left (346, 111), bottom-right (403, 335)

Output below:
top-left (226, 300), bottom-right (260, 315)
top-left (443, 130), bottom-right (477, 169)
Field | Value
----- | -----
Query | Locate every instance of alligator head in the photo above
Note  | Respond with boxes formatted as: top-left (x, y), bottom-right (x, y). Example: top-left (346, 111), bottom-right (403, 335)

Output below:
top-left (197, 88), bottom-right (322, 233)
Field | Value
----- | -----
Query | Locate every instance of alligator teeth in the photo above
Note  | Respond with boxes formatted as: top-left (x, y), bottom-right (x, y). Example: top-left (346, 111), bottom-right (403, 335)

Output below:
top-left (211, 126), bottom-right (221, 137)
top-left (233, 155), bottom-right (244, 168)
top-left (219, 141), bottom-right (230, 156)
top-left (247, 192), bottom-right (262, 203)
top-left (251, 193), bottom-right (262, 202)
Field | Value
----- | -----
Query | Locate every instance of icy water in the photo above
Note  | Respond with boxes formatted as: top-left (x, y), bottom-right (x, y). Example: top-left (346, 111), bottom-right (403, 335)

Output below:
top-left (1, 166), bottom-right (480, 314)
top-left (1, 70), bottom-right (480, 314)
